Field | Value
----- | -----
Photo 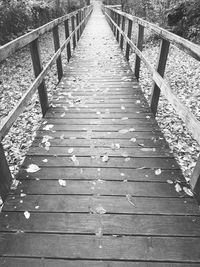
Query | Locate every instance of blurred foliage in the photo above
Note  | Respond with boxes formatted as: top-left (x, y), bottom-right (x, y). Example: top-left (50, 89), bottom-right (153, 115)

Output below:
top-left (119, 0), bottom-right (200, 44)
top-left (0, 0), bottom-right (89, 45)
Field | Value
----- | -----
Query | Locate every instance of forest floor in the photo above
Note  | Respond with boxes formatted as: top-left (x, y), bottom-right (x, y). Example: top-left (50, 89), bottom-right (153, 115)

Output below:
top-left (0, 25), bottom-right (200, 184)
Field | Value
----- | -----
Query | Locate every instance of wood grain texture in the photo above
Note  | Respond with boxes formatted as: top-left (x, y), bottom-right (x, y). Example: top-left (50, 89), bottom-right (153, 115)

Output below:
top-left (1, 3), bottom-right (200, 265)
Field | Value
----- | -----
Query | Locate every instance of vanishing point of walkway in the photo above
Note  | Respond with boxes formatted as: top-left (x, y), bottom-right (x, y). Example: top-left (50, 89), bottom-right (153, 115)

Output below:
top-left (0, 2), bottom-right (200, 266)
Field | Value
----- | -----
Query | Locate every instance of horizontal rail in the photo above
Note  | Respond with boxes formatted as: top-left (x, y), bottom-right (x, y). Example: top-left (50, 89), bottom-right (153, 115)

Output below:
top-left (0, 7), bottom-right (92, 141)
top-left (0, 4), bottom-right (93, 200)
top-left (0, 10), bottom-right (80, 63)
top-left (104, 5), bottom-right (200, 201)
top-left (106, 6), bottom-right (200, 61)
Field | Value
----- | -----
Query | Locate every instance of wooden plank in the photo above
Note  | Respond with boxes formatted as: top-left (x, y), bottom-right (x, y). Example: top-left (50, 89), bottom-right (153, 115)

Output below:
top-left (30, 38), bottom-right (49, 116)
top-left (17, 168), bottom-right (184, 183)
top-left (3, 195), bottom-right (199, 215)
top-left (1, 213), bottom-right (200, 236)
top-left (0, 233), bottom-right (200, 262)
top-left (22, 156), bottom-right (179, 169)
top-left (13, 180), bottom-right (178, 197)
top-left (150, 39), bottom-right (170, 115)
top-left (0, 143), bottom-right (12, 201)
top-left (1, 258), bottom-right (200, 267)
top-left (32, 138), bottom-right (169, 148)
top-left (53, 25), bottom-right (63, 81)
top-left (41, 118), bottom-right (157, 125)
top-left (27, 146), bottom-right (172, 158)
top-left (64, 19), bottom-right (72, 61)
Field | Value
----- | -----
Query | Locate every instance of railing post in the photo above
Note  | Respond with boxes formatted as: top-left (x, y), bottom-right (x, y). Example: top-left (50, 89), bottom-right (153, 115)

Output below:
top-left (53, 25), bottom-right (63, 82)
top-left (116, 13), bottom-right (121, 42)
top-left (64, 19), bottom-right (71, 62)
top-left (191, 157), bottom-right (200, 203)
top-left (0, 142), bottom-right (12, 201)
top-left (80, 10), bottom-right (83, 35)
top-left (120, 15), bottom-right (125, 50)
top-left (76, 12), bottom-right (80, 41)
top-left (134, 24), bottom-right (144, 80)
top-left (71, 15), bottom-right (76, 50)
top-left (30, 38), bottom-right (49, 116)
top-left (114, 12), bottom-right (117, 36)
top-left (125, 19), bottom-right (133, 61)
top-left (150, 39), bottom-right (170, 115)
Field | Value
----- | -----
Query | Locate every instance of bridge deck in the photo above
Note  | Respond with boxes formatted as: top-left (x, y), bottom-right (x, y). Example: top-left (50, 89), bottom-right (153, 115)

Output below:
top-left (1, 2), bottom-right (200, 266)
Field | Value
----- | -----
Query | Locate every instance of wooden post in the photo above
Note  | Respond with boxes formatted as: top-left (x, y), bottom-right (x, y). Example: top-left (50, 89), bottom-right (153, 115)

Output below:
top-left (150, 39), bottom-right (170, 115)
top-left (53, 25), bottom-right (63, 82)
top-left (80, 10), bottom-right (82, 35)
top-left (71, 15), bottom-right (76, 50)
top-left (120, 15), bottom-right (125, 50)
top-left (116, 14), bottom-right (121, 42)
top-left (125, 19), bottom-right (133, 61)
top-left (76, 13), bottom-right (80, 41)
top-left (114, 12), bottom-right (117, 36)
top-left (30, 38), bottom-right (49, 116)
top-left (134, 24), bottom-right (144, 80)
top-left (191, 157), bottom-right (200, 203)
top-left (64, 19), bottom-right (71, 62)
top-left (0, 143), bottom-right (12, 201)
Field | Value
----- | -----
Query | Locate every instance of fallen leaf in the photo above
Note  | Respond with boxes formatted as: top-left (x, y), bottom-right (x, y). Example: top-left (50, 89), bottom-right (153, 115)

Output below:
top-left (102, 154), bottom-right (109, 162)
top-left (26, 164), bottom-right (40, 173)
top-left (70, 155), bottom-right (79, 166)
top-left (126, 194), bottom-right (135, 207)
top-left (68, 148), bottom-right (74, 154)
top-left (58, 179), bottom-right (66, 187)
top-left (10, 179), bottom-right (19, 190)
top-left (175, 183), bottom-right (182, 192)
top-left (95, 205), bottom-right (106, 214)
top-left (167, 179), bottom-right (173, 184)
top-left (183, 187), bottom-right (194, 196)
top-left (43, 124), bottom-right (54, 131)
top-left (24, 211), bottom-right (30, 219)
top-left (119, 129), bottom-right (129, 134)
top-left (155, 168), bottom-right (162, 175)
top-left (141, 148), bottom-right (156, 152)
top-left (130, 138), bottom-right (137, 142)
top-left (42, 159), bottom-right (48, 163)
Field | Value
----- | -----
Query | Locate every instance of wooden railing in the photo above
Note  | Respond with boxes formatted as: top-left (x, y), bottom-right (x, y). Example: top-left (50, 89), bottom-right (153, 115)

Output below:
top-left (103, 5), bottom-right (200, 201)
top-left (0, 5), bottom-right (93, 200)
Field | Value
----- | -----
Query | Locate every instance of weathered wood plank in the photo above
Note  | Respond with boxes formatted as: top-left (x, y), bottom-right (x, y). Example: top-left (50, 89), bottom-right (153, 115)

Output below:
top-left (1, 258), bottom-right (200, 267)
top-left (1, 213), bottom-right (200, 236)
top-left (22, 156), bottom-right (179, 169)
top-left (17, 168), bottom-right (183, 183)
top-left (0, 233), bottom-right (200, 261)
top-left (12, 180), bottom-right (179, 197)
top-left (27, 146), bottom-right (172, 158)
top-left (3, 195), bottom-right (199, 215)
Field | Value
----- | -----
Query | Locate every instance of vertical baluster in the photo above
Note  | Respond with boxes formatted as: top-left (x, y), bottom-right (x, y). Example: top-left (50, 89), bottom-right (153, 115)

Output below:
top-left (114, 12), bottom-right (117, 36)
top-left (53, 25), bottom-right (63, 81)
top-left (116, 13), bottom-right (121, 42)
top-left (125, 19), bottom-right (133, 61)
top-left (150, 39), bottom-right (170, 115)
top-left (30, 38), bottom-right (49, 116)
top-left (64, 19), bottom-right (71, 62)
top-left (80, 10), bottom-right (82, 35)
top-left (191, 157), bottom-right (200, 203)
top-left (76, 12), bottom-right (80, 41)
top-left (120, 15), bottom-right (125, 50)
top-left (0, 143), bottom-right (12, 201)
top-left (71, 15), bottom-right (76, 49)
top-left (134, 24), bottom-right (144, 80)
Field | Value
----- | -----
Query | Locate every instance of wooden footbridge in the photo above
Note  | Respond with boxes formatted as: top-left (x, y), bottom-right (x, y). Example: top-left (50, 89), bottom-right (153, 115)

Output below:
top-left (0, 1), bottom-right (200, 266)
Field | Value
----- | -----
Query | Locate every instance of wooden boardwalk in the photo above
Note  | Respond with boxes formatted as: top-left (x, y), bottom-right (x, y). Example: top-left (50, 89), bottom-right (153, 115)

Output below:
top-left (1, 2), bottom-right (200, 266)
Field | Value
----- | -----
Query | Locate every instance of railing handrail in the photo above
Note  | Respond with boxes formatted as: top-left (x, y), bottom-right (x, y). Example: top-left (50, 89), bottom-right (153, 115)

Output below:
top-left (0, 7), bottom-right (86, 63)
top-left (103, 5), bottom-right (200, 201)
top-left (106, 6), bottom-right (200, 61)
top-left (0, 4), bottom-right (93, 200)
